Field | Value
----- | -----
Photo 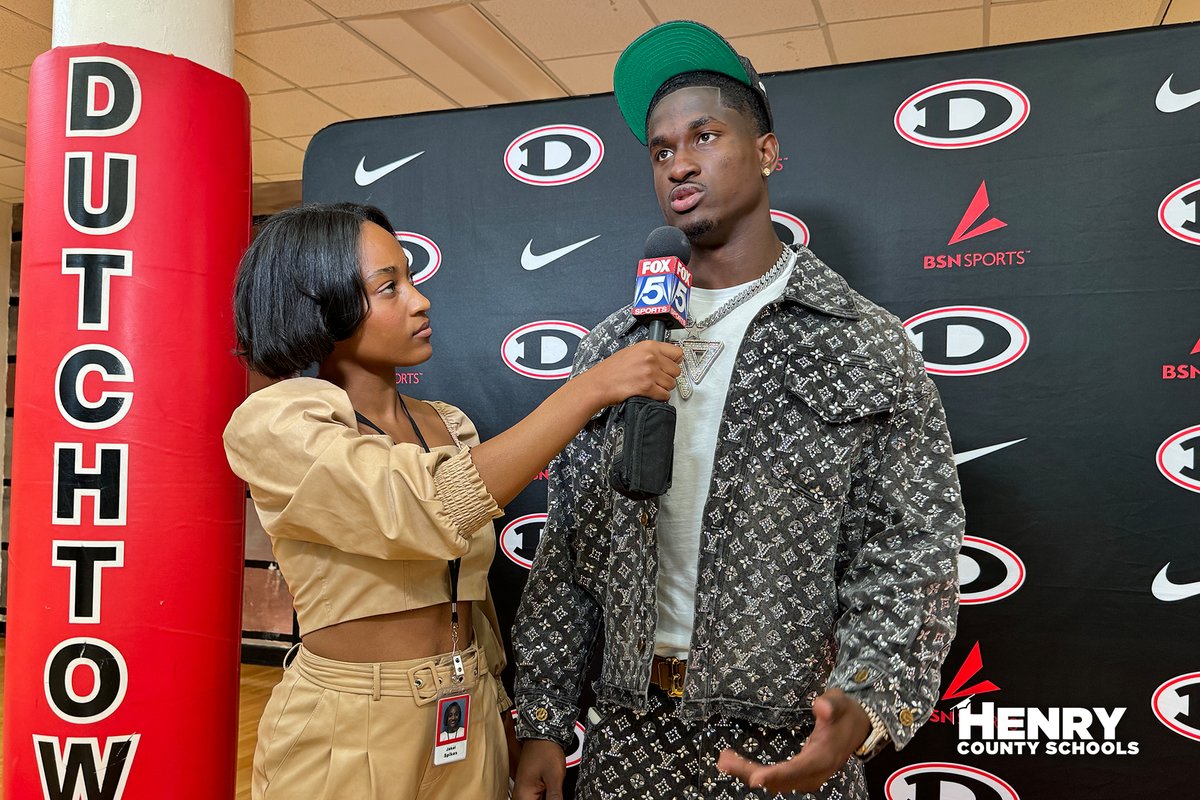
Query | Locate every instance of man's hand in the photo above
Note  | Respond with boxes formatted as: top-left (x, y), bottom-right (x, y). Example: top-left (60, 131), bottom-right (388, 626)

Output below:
top-left (513, 738), bottom-right (566, 800)
top-left (716, 688), bottom-right (872, 795)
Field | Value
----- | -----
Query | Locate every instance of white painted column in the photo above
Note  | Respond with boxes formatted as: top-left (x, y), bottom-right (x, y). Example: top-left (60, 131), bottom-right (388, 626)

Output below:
top-left (53, 0), bottom-right (235, 76)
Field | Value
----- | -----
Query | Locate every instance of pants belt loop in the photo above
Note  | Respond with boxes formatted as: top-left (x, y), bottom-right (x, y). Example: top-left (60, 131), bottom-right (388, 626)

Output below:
top-left (372, 662), bottom-right (382, 701)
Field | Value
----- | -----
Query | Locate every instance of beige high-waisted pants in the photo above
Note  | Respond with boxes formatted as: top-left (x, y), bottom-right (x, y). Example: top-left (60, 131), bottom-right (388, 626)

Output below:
top-left (253, 641), bottom-right (508, 799)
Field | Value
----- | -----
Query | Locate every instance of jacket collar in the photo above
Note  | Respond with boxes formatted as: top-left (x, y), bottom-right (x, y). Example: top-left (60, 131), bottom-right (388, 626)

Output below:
top-left (615, 244), bottom-right (860, 336)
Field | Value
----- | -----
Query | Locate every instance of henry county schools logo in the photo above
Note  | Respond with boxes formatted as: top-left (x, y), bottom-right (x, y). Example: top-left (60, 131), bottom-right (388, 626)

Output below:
top-left (895, 79), bottom-right (1029, 149)
top-left (394, 231), bottom-right (440, 285)
top-left (501, 320), bottom-right (588, 380)
top-left (1158, 178), bottom-right (1200, 246)
top-left (1152, 673), bottom-right (1200, 742)
top-left (1157, 424), bottom-right (1200, 493)
top-left (886, 763), bottom-right (1018, 800)
top-left (902, 306), bottom-right (1029, 376)
top-left (770, 209), bottom-right (810, 247)
top-left (504, 125), bottom-right (603, 186)
top-left (960, 536), bottom-right (1025, 605)
top-left (499, 514), bottom-right (546, 569)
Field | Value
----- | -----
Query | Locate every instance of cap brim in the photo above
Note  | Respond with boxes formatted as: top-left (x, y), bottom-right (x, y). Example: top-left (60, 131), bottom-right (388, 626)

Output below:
top-left (614, 20), bottom-right (752, 145)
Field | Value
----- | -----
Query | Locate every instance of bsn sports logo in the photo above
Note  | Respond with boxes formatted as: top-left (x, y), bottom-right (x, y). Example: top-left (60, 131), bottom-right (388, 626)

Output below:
top-left (1156, 424), bottom-right (1200, 493)
top-left (500, 514), bottom-right (546, 569)
top-left (501, 320), bottom-right (588, 380)
top-left (895, 79), bottom-right (1029, 149)
top-left (505, 125), bottom-right (603, 186)
top-left (886, 763), bottom-right (1018, 800)
top-left (394, 232), bottom-right (441, 286)
top-left (923, 181), bottom-right (1030, 271)
top-left (960, 536), bottom-right (1025, 605)
top-left (1152, 673), bottom-right (1200, 742)
top-left (1161, 337), bottom-right (1200, 379)
top-left (903, 306), bottom-right (1029, 375)
top-left (1158, 177), bottom-right (1200, 246)
top-left (770, 209), bottom-right (810, 247)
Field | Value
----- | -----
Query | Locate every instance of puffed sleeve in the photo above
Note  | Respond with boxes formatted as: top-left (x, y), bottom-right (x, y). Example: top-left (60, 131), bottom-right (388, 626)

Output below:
top-left (223, 378), bottom-right (502, 561)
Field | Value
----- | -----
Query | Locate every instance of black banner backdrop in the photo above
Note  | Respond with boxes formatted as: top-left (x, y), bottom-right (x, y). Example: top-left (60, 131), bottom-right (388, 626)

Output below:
top-left (303, 24), bottom-right (1200, 799)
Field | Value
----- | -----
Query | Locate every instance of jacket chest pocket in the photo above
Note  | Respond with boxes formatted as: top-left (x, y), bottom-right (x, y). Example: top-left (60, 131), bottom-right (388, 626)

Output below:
top-left (754, 349), bottom-right (898, 504)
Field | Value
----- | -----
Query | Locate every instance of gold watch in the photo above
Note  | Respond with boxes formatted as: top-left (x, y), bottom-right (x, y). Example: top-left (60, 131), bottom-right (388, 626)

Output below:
top-left (855, 703), bottom-right (890, 759)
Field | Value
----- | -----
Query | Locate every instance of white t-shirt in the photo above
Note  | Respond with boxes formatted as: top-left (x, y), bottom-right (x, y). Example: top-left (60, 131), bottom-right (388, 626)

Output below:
top-left (654, 255), bottom-right (795, 659)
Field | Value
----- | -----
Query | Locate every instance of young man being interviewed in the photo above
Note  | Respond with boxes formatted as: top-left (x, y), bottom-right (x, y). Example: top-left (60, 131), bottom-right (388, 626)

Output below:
top-left (513, 20), bottom-right (964, 800)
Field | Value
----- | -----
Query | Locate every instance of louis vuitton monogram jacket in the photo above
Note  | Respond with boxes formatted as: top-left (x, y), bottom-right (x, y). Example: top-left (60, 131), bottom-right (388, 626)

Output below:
top-left (513, 245), bottom-right (964, 752)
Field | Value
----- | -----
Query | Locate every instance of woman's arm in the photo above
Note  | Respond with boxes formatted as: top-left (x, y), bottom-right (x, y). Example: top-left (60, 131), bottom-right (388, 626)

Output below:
top-left (470, 339), bottom-right (680, 507)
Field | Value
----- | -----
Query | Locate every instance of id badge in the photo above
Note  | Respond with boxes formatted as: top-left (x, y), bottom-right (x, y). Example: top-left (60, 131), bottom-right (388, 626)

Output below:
top-left (433, 693), bottom-right (470, 765)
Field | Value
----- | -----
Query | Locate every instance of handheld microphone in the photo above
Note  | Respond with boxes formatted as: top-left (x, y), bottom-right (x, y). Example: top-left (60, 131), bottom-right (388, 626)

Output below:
top-left (611, 226), bottom-right (691, 501)
top-left (631, 226), bottom-right (693, 341)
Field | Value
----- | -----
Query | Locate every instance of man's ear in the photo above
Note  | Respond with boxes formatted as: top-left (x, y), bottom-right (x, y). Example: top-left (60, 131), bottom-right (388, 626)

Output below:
top-left (758, 132), bottom-right (780, 174)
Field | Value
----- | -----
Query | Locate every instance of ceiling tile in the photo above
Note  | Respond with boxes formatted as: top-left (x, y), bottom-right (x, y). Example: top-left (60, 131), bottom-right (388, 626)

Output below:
top-left (0, 8), bottom-right (49, 69)
top-left (350, 7), bottom-right (564, 107)
top-left (235, 0), bottom-right (327, 33)
top-left (0, 164), bottom-right (23, 190)
top-left (251, 126), bottom-right (274, 140)
top-left (818, 0), bottom-right (980, 23)
top-left (0, 189), bottom-right (22, 202)
top-left (312, 76), bottom-right (454, 118)
top-left (7, 67), bottom-right (30, 80)
top-left (730, 27), bottom-right (832, 72)
top-left (544, 52), bottom-right (621, 96)
top-left (991, 0), bottom-right (1160, 44)
top-left (1165, 0), bottom-right (1200, 22)
top-left (0, 0), bottom-right (52, 28)
top-left (252, 139), bottom-right (306, 175)
top-left (234, 54), bottom-right (294, 95)
top-left (829, 7), bottom-right (982, 62)
top-left (0, 153), bottom-right (19, 168)
top-left (480, 0), bottom-right (655, 60)
top-left (284, 134), bottom-right (314, 151)
top-left (237, 22), bottom-right (406, 87)
top-left (0, 72), bottom-right (28, 127)
top-left (311, 0), bottom-right (462, 13)
top-left (644, 0), bottom-right (819, 36)
top-left (250, 89), bottom-right (349, 137)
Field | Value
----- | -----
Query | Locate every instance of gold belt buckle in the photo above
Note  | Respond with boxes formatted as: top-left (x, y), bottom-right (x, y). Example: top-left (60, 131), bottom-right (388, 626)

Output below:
top-left (662, 657), bottom-right (685, 699)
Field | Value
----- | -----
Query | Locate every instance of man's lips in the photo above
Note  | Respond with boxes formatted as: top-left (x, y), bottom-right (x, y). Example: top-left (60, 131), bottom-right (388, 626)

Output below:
top-left (669, 184), bottom-right (703, 214)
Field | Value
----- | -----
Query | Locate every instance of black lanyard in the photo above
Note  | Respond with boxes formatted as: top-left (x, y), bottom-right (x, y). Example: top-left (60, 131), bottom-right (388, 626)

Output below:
top-left (356, 397), bottom-right (461, 629)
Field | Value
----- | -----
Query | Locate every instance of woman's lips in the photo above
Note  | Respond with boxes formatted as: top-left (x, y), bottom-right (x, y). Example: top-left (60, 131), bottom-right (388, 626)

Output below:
top-left (670, 185), bottom-right (703, 214)
top-left (415, 321), bottom-right (432, 339)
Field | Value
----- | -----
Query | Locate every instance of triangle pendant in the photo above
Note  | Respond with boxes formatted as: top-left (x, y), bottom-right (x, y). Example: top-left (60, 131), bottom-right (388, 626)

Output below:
top-left (682, 339), bottom-right (724, 385)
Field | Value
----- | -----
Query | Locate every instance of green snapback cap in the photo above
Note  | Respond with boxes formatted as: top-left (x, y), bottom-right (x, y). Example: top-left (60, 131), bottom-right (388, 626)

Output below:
top-left (613, 20), bottom-right (772, 145)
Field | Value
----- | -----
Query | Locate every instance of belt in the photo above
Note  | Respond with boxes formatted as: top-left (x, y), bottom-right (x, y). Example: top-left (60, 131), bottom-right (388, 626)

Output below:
top-left (650, 656), bottom-right (687, 698)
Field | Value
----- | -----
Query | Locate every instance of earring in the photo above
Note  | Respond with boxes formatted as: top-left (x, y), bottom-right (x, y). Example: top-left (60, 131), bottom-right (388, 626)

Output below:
top-left (762, 166), bottom-right (772, 177)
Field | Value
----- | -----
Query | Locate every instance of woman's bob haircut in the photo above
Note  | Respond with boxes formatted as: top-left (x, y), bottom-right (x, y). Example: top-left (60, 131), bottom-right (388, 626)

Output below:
top-left (234, 202), bottom-right (396, 379)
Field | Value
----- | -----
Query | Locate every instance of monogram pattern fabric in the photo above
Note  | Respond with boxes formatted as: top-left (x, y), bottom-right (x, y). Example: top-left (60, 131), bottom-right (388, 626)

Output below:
top-left (513, 247), bottom-right (964, 781)
top-left (577, 690), bottom-right (868, 800)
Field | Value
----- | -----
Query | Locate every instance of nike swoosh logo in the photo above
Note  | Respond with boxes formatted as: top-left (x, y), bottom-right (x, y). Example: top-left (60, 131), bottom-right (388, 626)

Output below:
top-left (520, 235), bottom-right (601, 271)
top-left (1152, 563), bottom-right (1200, 601)
top-left (354, 152), bottom-right (424, 186)
top-left (953, 438), bottom-right (1026, 466)
top-left (1156, 74), bottom-right (1200, 113)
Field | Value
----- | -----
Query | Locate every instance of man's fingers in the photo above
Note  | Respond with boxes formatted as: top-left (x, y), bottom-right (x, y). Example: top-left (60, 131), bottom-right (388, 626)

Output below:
top-left (717, 749), bottom-right (763, 786)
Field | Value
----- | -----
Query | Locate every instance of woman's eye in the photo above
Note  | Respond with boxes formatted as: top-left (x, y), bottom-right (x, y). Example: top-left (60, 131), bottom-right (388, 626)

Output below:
top-left (380, 281), bottom-right (396, 294)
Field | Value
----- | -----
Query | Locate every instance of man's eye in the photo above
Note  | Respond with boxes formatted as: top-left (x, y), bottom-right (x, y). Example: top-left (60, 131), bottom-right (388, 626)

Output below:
top-left (654, 149), bottom-right (672, 161)
top-left (698, 132), bottom-right (716, 143)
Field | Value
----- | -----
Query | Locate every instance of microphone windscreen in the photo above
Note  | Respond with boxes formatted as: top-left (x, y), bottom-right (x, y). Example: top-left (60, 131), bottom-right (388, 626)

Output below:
top-left (643, 225), bottom-right (691, 264)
